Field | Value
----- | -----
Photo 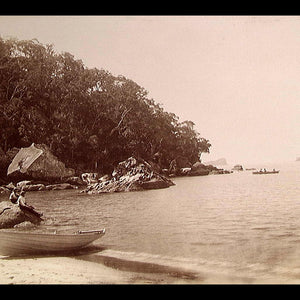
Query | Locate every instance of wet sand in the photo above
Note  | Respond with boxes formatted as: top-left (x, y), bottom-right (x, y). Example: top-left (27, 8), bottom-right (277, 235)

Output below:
top-left (1, 250), bottom-right (273, 285)
top-left (1, 249), bottom-right (292, 284)
top-left (0, 253), bottom-right (203, 285)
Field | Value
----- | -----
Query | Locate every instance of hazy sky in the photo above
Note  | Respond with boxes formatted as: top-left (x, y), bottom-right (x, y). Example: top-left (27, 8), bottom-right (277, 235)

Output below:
top-left (1, 15), bottom-right (299, 165)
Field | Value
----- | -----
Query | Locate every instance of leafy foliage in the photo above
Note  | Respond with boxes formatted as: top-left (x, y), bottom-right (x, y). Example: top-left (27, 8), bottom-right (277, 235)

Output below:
top-left (0, 37), bottom-right (211, 174)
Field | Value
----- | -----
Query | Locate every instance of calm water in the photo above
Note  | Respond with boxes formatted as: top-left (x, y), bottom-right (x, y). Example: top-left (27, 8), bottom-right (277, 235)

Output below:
top-left (2, 161), bottom-right (300, 283)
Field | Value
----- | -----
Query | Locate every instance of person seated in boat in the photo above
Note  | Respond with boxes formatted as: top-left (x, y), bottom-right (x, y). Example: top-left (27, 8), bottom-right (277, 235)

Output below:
top-left (263, 168), bottom-right (266, 172)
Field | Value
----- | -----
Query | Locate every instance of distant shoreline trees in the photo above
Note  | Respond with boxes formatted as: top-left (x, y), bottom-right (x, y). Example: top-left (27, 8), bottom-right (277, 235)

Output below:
top-left (0, 37), bottom-right (211, 175)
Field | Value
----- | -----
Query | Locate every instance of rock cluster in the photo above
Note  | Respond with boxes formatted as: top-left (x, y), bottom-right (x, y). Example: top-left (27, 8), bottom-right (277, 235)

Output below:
top-left (0, 181), bottom-right (79, 195)
top-left (163, 161), bottom-right (231, 177)
top-left (232, 164), bottom-right (244, 171)
top-left (83, 157), bottom-right (175, 194)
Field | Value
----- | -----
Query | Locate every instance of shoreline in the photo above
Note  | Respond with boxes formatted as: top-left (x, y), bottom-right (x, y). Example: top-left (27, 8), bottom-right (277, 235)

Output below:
top-left (1, 247), bottom-right (281, 285)
top-left (1, 252), bottom-right (286, 285)
top-left (0, 252), bottom-right (204, 285)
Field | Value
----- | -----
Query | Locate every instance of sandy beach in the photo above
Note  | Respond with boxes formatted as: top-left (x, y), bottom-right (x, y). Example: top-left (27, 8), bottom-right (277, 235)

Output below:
top-left (0, 250), bottom-right (270, 285)
top-left (0, 252), bottom-right (204, 285)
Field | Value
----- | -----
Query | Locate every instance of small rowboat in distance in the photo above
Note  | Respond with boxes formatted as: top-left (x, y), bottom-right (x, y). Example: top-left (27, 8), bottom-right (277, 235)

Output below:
top-left (0, 229), bottom-right (105, 256)
top-left (252, 170), bottom-right (280, 175)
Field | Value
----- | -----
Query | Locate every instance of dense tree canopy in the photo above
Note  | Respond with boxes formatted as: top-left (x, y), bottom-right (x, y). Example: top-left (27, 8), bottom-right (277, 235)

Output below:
top-left (0, 37), bottom-right (211, 175)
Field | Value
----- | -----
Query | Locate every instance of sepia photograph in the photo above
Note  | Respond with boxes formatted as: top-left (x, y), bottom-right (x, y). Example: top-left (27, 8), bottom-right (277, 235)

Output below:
top-left (0, 15), bottom-right (300, 284)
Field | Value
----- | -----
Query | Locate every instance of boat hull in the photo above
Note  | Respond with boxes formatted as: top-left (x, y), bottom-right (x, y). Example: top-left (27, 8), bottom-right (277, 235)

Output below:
top-left (0, 229), bottom-right (105, 256)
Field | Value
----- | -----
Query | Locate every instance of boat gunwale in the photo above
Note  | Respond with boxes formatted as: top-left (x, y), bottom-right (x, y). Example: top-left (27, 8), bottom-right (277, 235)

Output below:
top-left (0, 229), bottom-right (105, 238)
top-left (0, 229), bottom-right (106, 256)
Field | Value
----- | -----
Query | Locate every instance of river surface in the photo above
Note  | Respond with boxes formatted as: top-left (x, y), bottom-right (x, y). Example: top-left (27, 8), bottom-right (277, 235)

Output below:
top-left (2, 161), bottom-right (300, 283)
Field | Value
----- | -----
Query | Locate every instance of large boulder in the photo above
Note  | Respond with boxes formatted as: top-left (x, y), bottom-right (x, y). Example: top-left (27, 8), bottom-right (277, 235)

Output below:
top-left (0, 201), bottom-right (42, 228)
top-left (232, 164), bottom-right (243, 171)
top-left (7, 143), bottom-right (75, 182)
top-left (189, 162), bottom-right (209, 176)
top-left (0, 201), bottom-right (25, 228)
top-left (83, 156), bottom-right (175, 194)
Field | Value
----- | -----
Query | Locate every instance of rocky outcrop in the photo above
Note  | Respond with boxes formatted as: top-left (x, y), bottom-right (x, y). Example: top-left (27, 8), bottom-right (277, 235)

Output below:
top-left (83, 157), bottom-right (175, 194)
top-left (165, 161), bottom-right (232, 177)
top-left (0, 201), bottom-right (42, 228)
top-left (232, 164), bottom-right (243, 171)
top-left (189, 162), bottom-right (210, 176)
top-left (7, 143), bottom-right (75, 182)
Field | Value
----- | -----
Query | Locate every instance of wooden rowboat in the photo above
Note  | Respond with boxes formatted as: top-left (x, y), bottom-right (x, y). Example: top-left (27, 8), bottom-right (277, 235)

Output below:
top-left (0, 229), bottom-right (105, 256)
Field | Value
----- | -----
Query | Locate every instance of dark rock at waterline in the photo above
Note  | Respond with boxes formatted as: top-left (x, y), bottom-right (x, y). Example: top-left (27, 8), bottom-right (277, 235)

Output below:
top-left (166, 161), bottom-right (231, 177)
top-left (232, 164), bottom-right (244, 171)
top-left (44, 183), bottom-right (78, 191)
top-left (188, 169), bottom-right (210, 176)
top-left (0, 181), bottom-right (78, 194)
top-left (188, 161), bottom-right (210, 176)
top-left (140, 178), bottom-right (171, 190)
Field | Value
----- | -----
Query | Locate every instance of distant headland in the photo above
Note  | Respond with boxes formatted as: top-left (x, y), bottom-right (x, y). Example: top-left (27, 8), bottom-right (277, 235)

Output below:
top-left (203, 158), bottom-right (227, 166)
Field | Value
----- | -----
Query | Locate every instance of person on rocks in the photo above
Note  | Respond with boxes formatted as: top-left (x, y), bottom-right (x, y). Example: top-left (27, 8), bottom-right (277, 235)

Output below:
top-left (18, 189), bottom-right (43, 218)
top-left (9, 187), bottom-right (43, 219)
top-left (17, 189), bottom-right (29, 207)
top-left (9, 187), bottom-right (21, 204)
